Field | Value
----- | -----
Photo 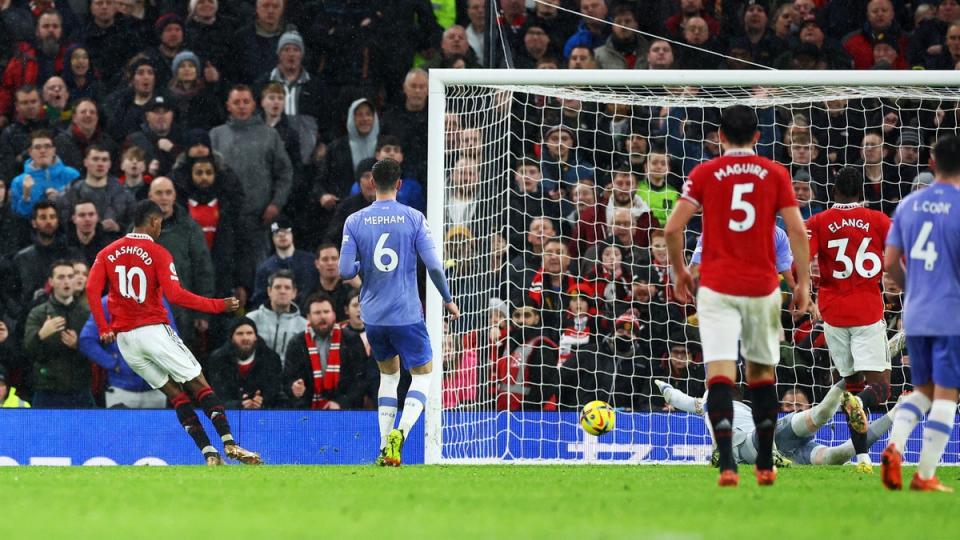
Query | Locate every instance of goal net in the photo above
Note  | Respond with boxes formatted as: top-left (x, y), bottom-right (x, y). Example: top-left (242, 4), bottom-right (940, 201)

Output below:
top-left (425, 70), bottom-right (960, 464)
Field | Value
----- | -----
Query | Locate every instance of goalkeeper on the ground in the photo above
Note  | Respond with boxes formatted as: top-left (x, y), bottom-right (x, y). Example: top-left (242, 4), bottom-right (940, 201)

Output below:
top-left (654, 380), bottom-right (898, 466)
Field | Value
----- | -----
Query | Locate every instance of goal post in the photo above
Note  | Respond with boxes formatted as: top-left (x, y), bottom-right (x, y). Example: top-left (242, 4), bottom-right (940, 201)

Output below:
top-left (425, 69), bottom-right (960, 465)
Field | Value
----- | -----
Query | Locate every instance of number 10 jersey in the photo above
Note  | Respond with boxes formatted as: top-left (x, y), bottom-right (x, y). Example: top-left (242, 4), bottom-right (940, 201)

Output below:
top-left (87, 233), bottom-right (225, 334)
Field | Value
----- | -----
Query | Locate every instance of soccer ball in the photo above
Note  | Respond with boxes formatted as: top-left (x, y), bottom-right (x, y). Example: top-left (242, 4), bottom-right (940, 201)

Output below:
top-left (580, 400), bottom-right (615, 436)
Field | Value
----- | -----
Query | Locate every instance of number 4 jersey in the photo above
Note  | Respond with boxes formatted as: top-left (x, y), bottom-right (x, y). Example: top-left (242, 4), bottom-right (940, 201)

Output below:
top-left (683, 149), bottom-right (798, 297)
top-left (807, 203), bottom-right (891, 327)
top-left (86, 233), bottom-right (226, 334)
top-left (887, 182), bottom-right (960, 336)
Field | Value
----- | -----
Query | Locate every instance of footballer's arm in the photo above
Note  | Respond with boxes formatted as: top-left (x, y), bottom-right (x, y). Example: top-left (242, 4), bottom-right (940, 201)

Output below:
top-left (884, 245), bottom-right (905, 289)
top-left (665, 198), bottom-right (698, 303)
top-left (779, 206), bottom-right (811, 313)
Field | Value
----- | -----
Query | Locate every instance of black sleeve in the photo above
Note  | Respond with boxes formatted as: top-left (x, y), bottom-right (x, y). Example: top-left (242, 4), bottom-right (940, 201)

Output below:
top-left (282, 335), bottom-right (312, 408)
top-left (258, 349), bottom-right (287, 409)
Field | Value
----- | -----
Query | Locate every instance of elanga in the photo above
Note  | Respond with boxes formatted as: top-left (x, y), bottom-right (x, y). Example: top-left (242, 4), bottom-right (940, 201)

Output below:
top-left (827, 218), bottom-right (871, 233)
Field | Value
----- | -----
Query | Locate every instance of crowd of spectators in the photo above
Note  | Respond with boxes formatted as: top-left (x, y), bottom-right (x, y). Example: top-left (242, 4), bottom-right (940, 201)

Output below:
top-left (0, 0), bottom-right (942, 412)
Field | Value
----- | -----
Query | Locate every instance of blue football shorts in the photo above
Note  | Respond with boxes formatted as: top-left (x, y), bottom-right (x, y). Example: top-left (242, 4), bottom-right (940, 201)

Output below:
top-left (365, 321), bottom-right (433, 370)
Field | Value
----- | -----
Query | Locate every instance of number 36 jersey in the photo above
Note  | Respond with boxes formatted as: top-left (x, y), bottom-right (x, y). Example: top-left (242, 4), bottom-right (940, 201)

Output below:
top-left (683, 150), bottom-right (798, 297)
top-left (807, 204), bottom-right (890, 327)
top-left (86, 233), bottom-right (225, 334)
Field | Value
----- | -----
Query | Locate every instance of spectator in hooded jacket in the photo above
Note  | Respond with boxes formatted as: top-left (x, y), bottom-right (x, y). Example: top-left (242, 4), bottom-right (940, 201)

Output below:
top-left (246, 269), bottom-right (307, 361)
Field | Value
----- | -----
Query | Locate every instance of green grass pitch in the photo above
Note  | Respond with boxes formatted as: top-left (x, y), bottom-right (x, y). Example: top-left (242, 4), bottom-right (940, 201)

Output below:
top-left (3, 465), bottom-right (958, 539)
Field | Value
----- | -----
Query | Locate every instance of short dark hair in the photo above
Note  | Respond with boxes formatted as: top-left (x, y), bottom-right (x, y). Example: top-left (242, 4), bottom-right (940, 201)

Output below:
top-left (372, 158), bottom-right (402, 191)
top-left (304, 292), bottom-right (334, 312)
top-left (267, 269), bottom-right (296, 289)
top-left (376, 134), bottom-right (403, 152)
top-left (49, 258), bottom-right (74, 279)
top-left (719, 105), bottom-right (759, 146)
top-left (84, 144), bottom-right (111, 159)
top-left (569, 45), bottom-right (595, 58)
top-left (73, 196), bottom-right (98, 210)
top-left (29, 129), bottom-right (54, 145)
top-left (191, 155), bottom-right (216, 169)
top-left (133, 199), bottom-right (164, 227)
top-left (15, 85), bottom-right (39, 99)
top-left (933, 134), bottom-right (960, 177)
top-left (315, 242), bottom-right (339, 257)
top-left (228, 84), bottom-right (254, 99)
top-left (32, 200), bottom-right (58, 219)
top-left (833, 166), bottom-right (863, 200)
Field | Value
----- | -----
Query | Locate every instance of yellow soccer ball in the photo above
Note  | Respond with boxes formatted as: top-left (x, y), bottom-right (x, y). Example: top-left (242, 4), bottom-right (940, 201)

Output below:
top-left (580, 400), bottom-right (615, 436)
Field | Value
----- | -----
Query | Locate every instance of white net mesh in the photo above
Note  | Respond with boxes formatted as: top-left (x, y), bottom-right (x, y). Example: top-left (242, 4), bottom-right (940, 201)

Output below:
top-left (436, 81), bottom-right (959, 464)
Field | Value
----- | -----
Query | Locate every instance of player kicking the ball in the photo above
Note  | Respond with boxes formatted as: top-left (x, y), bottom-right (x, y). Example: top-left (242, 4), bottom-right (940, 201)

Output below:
top-left (339, 158), bottom-right (459, 466)
top-left (882, 134), bottom-right (960, 493)
top-left (666, 105), bottom-right (811, 487)
top-left (807, 166), bottom-right (892, 473)
top-left (86, 200), bottom-right (261, 466)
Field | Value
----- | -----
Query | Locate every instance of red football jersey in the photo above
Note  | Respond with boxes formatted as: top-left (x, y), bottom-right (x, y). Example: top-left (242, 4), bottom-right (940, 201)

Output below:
top-left (807, 203), bottom-right (890, 327)
top-left (683, 150), bottom-right (797, 297)
top-left (86, 233), bottom-right (225, 334)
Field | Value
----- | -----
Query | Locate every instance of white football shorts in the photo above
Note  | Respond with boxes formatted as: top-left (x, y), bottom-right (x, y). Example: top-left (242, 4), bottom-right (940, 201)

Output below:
top-left (823, 319), bottom-right (891, 377)
top-left (697, 286), bottom-right (782, 366)
top-left (116, 323), bottom-right (202, 389)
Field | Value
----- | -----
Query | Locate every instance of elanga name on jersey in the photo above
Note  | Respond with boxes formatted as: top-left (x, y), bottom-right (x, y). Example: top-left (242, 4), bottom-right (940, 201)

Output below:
top-left (712, 162), bottom-right (770, 181)
top-left (827, 218), bottom-right (871, 234)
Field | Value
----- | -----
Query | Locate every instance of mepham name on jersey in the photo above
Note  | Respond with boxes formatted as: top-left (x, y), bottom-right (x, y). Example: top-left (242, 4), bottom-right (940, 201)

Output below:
top-left (713, 163), bottom-right (769, 181)
top-left (106, 245), bottom-right (153, 265)
top-left (363, 215), bottom-right (406, 225)
top-left (827, 218), bottom-right (871, 234)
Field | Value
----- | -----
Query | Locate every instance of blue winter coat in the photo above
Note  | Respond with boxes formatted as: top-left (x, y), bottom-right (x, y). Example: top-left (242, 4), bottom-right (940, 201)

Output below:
top-left (9, 157), bottom-right (80, 217)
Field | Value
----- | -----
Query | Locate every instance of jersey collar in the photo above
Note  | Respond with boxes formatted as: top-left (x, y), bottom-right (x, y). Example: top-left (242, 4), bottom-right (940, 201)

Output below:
top-left (126, 233), bottom-right (154, 241)
top-left (723, 148), bottom-right (756, 157)
top-left (831, 202), bottom-right (862, 210)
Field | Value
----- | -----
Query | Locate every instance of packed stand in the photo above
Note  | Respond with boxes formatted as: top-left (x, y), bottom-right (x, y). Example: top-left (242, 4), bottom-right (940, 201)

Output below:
top-left (0, 0), bottom-right (938, 411)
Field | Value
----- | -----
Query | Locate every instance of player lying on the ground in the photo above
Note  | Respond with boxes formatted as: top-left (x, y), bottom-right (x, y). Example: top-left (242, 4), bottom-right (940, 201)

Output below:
top-left (654, 379), bottom-right (896, 466)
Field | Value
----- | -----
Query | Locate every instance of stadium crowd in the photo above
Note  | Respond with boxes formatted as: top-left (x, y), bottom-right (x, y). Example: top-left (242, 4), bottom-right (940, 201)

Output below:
top-left (0, 0), bottom-right (943, 411)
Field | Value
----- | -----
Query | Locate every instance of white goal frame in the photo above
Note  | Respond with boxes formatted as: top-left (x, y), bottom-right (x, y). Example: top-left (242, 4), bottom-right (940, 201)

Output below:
top-left (424, 69), bottom-right (960, 464)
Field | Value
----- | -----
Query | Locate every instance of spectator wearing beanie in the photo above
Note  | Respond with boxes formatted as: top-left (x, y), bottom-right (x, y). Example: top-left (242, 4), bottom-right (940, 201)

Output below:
top-left (206, 317), bottom-right (286, 409)
top-left (256, 30), bottom-right (326, 131)
top-left (323, 157), bottom-right (377, 244)
top-left (103, 55), bottom-right (164, 141)
top-left (168, 50), bottom-right (226, 131)
top-left (144, 13), bottom-right (187, 88)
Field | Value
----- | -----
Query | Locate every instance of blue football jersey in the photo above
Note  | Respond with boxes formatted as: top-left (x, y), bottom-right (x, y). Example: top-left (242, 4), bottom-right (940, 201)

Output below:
top-left (887, 183), bottom-right (960, 336)
top-left (339, 200), bottom-right (452, 326)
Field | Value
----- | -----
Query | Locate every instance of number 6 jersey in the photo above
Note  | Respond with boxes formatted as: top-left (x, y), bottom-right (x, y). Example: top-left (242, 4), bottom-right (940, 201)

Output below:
top-left (807, 203), bottom-right (891, 327)
top-left (683, 149), bottom-right (797, 297)
top-left (87, 233), bottom-right (226, 334)
top-left (338, 199), bottom-right (452, 326)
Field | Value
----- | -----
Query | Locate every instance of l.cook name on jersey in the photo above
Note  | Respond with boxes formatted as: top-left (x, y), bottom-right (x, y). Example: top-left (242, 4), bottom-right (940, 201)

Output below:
top-left (363, 215), bottom-right (406, 225)
top-left (713, 162), bottom-right (769, 181)
top-left (913, 200), bottom-right (951, 214)
top-left (106, 245), bottom-right (153, 265)
top-left (827, 218), bottom-right (871, 234)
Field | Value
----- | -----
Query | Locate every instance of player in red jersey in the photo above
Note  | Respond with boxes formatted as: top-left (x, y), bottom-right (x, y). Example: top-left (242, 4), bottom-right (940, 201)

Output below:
top-left (86, 200), bottom-right (261, 466)
top-left (665, 105), bottom-right (811, 487)
top-left (807, 166), bottom-right (892, 473)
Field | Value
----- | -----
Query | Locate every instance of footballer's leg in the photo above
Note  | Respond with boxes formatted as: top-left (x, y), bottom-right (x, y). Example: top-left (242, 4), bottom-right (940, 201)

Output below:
top-left (376, 355), bottom-right (401, 466)
top-left (184, 375), bottom-right (262, 465)
top-left (884, 337), bottom-right (936, 490)
top-left (912, 338), bottom-right (960, 492)
top-left (746, 361), bottom-right (778, 486)
top-left (157, 378), bottom-right (222, 465)
top-left (384, 322), bottom-right (435, 467)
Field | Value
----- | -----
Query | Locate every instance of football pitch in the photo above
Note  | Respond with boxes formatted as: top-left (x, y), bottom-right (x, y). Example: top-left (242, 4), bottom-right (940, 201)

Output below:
top-left (4, 465), bottom-right (958, 539)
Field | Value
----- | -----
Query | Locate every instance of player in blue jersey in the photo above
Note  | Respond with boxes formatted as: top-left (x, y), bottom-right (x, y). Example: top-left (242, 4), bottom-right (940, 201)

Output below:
top-left (339, 158), bottom-right (460, 467)
top-left (882, 134), bottom-right (960, 493)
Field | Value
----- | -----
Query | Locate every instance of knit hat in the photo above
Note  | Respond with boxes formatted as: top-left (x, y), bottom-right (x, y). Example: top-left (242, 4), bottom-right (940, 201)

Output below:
top-left (898, 128), bottom-right (921, 147)
top-left (229, 316), bottom-right (258, 337)
top-left (185, 128), bottom-right (212, 150)
top-left (277, 30), bottom-right (305, 54)
top-left (155, 13), bottom-right (184, 37)
top-left (172, 50), bottom-right (201, 75)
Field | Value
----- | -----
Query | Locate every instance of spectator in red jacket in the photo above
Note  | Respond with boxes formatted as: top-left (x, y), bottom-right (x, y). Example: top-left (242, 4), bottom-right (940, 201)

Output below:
top-left (842, 0), bottom-right (910, 69)
top-left (663, 0), bottom-right (720, 40)
top-left (1, 9), bottom-right (69, 122)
